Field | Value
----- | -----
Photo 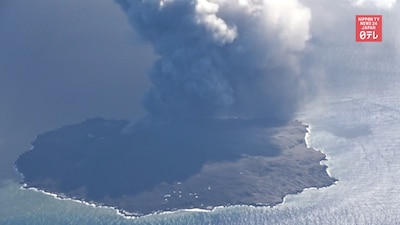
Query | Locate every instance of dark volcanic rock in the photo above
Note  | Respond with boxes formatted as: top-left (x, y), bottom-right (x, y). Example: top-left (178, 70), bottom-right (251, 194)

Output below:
top-left (15, 118), bottom-right (336, 216)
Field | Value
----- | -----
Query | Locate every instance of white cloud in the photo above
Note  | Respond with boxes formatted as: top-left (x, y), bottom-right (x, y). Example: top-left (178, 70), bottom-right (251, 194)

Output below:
top-left (350, 0), bottom-right (397, 9)
top-left (195, 0), bottom-right (237, 45)
top-left (263, 0), bottom-right (312, 51)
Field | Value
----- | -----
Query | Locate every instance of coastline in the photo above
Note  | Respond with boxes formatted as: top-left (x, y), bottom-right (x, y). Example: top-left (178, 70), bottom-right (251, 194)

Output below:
top-left (15, 118), bottom-right (336, 217)
top-left (20, 184), bottom-right (225, 219)
top-left (302, 122), bottom-right (336, 184)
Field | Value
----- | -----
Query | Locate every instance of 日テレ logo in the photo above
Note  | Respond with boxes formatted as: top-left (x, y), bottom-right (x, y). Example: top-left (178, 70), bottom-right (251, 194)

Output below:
top-left (356, 15), bottom-right (382, 42)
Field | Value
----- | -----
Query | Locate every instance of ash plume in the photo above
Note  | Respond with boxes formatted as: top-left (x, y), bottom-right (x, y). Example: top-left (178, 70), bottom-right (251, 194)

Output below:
top-left (116, 0), bottom-right (311, 121)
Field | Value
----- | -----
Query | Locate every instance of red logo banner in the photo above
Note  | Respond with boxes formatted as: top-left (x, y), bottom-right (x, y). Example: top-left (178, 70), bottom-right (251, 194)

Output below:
top-left (356, 15), bottom-right (382, 42)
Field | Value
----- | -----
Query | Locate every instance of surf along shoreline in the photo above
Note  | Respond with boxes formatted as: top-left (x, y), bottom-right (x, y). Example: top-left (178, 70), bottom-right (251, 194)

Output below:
top-left (16, 120), bottom-right (336, 218)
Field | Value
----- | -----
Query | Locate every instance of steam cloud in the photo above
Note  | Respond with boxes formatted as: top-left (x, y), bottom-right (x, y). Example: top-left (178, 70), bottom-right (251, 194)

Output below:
top-left (350, 0), bottom-right (397, 9)
top-left (117, 0), bottom-right (311, 121)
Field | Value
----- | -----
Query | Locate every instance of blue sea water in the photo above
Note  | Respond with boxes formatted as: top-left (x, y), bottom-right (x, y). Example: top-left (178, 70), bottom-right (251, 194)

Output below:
top-left (2, 0), bottom-right (400, 224)
top-left (2, 13), bottom-right (400, 225)
top-left (2, 76), bottom-right (400, 224)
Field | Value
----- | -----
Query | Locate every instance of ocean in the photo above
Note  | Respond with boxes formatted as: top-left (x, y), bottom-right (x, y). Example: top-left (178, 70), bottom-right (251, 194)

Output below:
top-left (2, 0), bottom-right (400, 224)
top-left (2, 76), bottom-right (400, 224)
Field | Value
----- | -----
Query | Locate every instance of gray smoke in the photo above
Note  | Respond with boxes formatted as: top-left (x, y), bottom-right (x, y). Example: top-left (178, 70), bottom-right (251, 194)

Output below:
top-left (116, 0), bottom-right (311, 121)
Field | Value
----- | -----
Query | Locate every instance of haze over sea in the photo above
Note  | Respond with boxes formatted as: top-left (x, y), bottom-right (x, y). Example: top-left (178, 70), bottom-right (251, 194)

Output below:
top-left (1, 0), bottom-right (400, 224)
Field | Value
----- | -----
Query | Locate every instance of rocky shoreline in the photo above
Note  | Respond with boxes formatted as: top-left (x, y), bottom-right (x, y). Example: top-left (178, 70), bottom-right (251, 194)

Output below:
top-left (15, 118), bottom-right (336, 216)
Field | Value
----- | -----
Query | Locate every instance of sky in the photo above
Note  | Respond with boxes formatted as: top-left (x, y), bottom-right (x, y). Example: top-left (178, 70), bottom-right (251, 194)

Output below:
top-left (0, 0), bottom-right (155, 181)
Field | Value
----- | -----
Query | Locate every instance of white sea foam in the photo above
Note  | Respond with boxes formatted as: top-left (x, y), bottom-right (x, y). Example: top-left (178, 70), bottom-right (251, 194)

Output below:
top-left (18, 182), bottom-right (239, 220)
top-left (21, 185), bottom-right (121, 212)
top-left (3, 65), bottom-right (400, 225)
top-left (2, 92), bottom-right (400, 224)
top-left (5, 88), bottom-right (400, 224)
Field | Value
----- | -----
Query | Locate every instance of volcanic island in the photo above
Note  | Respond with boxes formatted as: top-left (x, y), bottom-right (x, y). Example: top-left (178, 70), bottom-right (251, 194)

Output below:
top-left (15, 117), bottom-right (336, 216)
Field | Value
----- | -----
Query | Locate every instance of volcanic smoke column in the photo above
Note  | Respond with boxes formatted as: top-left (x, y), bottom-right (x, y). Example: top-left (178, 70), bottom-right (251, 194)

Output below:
top-left (117, 0), bottom-right (311, 121)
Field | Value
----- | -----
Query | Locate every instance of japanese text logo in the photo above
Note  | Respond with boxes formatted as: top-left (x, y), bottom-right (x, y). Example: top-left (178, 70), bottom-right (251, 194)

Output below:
top-left (356, 15), bottom-right (382, 42)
